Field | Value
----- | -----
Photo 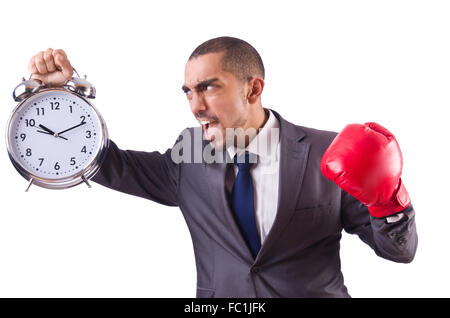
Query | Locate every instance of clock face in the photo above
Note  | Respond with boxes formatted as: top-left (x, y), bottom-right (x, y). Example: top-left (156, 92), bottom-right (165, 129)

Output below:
top-left (7, 89), bottom-right (105, 182)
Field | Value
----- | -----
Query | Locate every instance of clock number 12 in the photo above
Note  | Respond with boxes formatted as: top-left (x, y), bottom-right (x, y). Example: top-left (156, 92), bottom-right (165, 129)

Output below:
top-left (50, 102), bottom-right (60, 110)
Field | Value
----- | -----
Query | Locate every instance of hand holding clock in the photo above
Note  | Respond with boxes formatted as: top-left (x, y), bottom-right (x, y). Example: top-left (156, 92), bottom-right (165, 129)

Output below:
top-left (30, 47), bottom-right (87, 139)
top-left (6, 48), bottom-right (108, 190)
top-left (29, 48), bottom-right (86, 143)
top-left (29, 48), bottom-right (73, 86)
top-left (29, 47), bottom-right (90, 144)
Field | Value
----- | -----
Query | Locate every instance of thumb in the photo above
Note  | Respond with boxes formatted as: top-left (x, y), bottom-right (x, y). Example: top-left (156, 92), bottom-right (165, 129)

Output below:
top-left (30, 73), bottom-right (45, 83)
top-left (54, 52), bottom-right (73, 79)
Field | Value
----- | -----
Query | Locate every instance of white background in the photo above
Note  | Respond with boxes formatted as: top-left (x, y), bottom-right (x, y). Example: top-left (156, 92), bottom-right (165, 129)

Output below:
top-left (0, 0), bottom-right (448, 297)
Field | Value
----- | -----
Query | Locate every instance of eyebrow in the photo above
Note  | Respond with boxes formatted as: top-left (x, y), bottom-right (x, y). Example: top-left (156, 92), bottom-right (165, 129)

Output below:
top-left (182, 77), bottom-right (219, 93)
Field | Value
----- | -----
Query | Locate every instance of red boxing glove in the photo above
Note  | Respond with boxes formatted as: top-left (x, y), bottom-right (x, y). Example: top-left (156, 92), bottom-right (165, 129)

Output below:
top-left (321, 122), bottom-right (411, 218)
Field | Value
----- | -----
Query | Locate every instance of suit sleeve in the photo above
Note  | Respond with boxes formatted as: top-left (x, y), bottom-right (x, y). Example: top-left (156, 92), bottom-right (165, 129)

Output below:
top-left (91, 138), bottom-right (180, 206)
top-left (340, 189), bottom-right (418, 263)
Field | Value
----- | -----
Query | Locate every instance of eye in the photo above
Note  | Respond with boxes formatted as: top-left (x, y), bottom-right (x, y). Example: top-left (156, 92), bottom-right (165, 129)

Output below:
top-left (183, 89), bottom-right (192, 98)
top-left (205, 84), bottom-right (217, 92)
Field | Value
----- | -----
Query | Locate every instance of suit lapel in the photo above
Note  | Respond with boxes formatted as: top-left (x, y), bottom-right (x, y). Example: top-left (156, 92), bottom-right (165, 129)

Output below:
top-left (255, 110), bottom-right (309, 263)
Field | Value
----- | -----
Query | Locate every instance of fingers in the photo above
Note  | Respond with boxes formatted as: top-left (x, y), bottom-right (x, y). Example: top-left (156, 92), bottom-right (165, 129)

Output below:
top-left (53, 49), bottom-right (73, 78)
top-left (28, 48), bottom-right (72, 77)
top-left (30, 73), bottom-right (44, 82)
top-left (43, 48), bottom-right (56, 72)
top-left (52, 48), bottom-right (67, 60)
top-left (34, 51), bottom-right (48, 74)
top-left (29, 48), bottom-right (55, 74)
top-left (28, 55), bottom-right (38, 74)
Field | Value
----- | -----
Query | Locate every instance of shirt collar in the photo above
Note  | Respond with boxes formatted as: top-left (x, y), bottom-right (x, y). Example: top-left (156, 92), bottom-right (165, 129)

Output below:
top-left (226, 109), bottom-right (280, 163)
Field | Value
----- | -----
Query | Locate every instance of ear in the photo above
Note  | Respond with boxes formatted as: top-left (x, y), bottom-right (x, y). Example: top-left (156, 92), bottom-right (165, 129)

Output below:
top-left (247, 77), bottom-right (265, 104)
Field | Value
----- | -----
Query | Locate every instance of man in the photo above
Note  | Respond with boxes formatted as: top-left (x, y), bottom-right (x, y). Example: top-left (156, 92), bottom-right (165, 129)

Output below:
top-left (28, 36), bottom-right (417, 297)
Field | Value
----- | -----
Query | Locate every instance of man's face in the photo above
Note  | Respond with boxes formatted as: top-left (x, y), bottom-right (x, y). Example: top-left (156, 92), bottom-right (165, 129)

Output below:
top-left (183, 52), bottom-right (250, 148)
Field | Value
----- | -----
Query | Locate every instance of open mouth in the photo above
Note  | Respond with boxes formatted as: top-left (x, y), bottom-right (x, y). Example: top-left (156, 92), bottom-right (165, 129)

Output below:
top-left (200, 119), bottom-right (218, 139)
top-left (200, 120), bottom-right (214, 130)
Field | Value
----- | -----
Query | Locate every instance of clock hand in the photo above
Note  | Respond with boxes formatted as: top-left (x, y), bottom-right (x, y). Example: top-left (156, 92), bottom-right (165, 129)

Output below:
top-left (57, 121), bottom-right (86, 136)
top-left (36, 129), bottom-right (69, 141)
top-left (38, 124), bottom-right (68, 140)
top-left (38, 124), bottom-right (56, 135)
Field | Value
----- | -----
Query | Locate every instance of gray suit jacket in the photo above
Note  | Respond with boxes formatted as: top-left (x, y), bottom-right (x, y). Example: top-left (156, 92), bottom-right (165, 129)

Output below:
top-left (91, 109), bottom-right (418, 298)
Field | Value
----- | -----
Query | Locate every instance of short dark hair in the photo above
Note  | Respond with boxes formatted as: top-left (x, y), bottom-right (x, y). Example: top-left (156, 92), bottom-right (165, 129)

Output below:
top-left (189, 36), bottom-right (265, 82)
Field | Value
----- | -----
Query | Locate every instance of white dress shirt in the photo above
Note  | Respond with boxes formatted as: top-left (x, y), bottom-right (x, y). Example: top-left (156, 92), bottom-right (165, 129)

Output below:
top-left (226, 109), bottom-right (280, 244)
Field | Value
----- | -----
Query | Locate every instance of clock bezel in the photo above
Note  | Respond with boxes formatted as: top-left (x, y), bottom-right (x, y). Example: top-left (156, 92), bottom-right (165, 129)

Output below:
top-left (6, 87), bottom-right (109, 189)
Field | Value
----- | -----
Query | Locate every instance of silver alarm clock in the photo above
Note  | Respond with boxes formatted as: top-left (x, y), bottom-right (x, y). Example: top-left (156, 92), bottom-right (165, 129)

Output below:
top-left (6, 71), bottom-right (109, 191)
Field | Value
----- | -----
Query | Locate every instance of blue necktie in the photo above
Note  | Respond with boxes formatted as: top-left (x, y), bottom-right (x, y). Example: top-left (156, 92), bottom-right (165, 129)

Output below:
top-left (231, 153), bottom-right (261, 258)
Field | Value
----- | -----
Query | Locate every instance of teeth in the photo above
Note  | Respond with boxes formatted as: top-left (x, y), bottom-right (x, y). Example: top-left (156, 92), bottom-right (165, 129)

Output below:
top-left (200, 120), bottom-right (210, 125)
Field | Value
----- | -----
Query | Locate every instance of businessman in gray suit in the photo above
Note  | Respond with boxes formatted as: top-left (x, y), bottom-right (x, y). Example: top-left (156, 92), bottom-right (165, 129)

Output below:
top-left (29, 37), bottom-right (417, 297)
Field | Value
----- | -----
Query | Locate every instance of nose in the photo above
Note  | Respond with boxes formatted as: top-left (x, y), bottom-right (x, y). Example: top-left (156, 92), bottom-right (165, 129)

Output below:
top-left (189, 91), bottom-right (207, 115)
